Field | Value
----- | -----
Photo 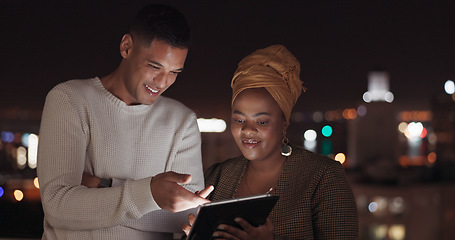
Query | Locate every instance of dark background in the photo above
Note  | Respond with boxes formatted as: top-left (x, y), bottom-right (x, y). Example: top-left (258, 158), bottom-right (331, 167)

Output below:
top-left (1, 1), bottom-right (454, 238)
top-left (1, 0), bottom-right (454, 115)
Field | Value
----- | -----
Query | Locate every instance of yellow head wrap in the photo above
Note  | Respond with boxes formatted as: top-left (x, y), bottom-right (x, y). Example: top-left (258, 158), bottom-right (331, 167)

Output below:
top-left (231, 45), bottom-right (305, 123)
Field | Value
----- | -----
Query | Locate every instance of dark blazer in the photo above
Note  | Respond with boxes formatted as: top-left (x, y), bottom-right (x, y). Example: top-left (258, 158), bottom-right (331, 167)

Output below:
top-left (205, 146), bottom-right (359, 239)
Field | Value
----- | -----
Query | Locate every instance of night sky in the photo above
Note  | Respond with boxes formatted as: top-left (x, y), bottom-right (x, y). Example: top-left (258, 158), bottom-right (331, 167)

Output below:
top-left (1, 0), bottom-right (454, 116)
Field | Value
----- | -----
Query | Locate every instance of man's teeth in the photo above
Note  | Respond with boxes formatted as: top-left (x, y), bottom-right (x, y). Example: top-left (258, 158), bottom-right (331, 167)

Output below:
top-left (145, 84), bottom-right (158, 93)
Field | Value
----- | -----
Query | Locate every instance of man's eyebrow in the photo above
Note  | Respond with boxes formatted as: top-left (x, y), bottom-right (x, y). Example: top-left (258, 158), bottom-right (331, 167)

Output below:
top-left (147, 59), bottom-right (184, 72)
top-left (147, 60), bottom-right (163, 67)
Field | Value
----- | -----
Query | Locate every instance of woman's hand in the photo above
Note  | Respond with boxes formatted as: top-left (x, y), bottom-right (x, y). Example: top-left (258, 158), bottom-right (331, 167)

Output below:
top-left (181, 185), bottom-right (214, 235)
top-left (212, 217), bottom-right (274, 240)
top-left (182, 213), bottom-right (196, 236)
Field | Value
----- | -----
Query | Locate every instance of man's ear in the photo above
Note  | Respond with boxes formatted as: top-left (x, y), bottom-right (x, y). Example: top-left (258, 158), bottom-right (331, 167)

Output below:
top-left (120, 33), bottom-right (133, 58)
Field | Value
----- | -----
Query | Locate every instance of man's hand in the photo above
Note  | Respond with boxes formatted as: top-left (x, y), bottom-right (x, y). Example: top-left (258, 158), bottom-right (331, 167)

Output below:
top-left (81, 172), bottom-right (101, 188)
top-left (151, 171), bottom-right (212, 212)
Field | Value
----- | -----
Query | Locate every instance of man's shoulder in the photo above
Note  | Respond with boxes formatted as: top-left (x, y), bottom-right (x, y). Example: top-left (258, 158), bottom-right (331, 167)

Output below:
top-left (51, 78), bottom-right (97, 94)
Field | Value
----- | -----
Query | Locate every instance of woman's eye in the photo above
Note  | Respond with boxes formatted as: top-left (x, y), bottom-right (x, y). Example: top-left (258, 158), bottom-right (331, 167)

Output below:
top-left (234, 119), bottom-right (244, 124)
top-left (149, 65), bottom-right (160, 70)
top-left (257, 121), bottom-right (268, 125)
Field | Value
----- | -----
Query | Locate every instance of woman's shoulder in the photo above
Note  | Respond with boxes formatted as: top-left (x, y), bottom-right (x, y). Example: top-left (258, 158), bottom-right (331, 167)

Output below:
top-left (290, 146), bottom-right (342, 170)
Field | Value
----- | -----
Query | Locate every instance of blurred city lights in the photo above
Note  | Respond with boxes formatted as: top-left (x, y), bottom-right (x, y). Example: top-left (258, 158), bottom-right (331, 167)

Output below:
top-left (304, 130), bottom-right (317, 141)
top-left (389, 197), bottom-right (405, 215)
top-left (17, 146), bottom-right (27, 169)
top-left (312, 111), bottom-right (323, 122)
top-left (334, 153), bottom-right (346, 164)
top-left (321, 139), bottom-right (332, 156)
top-left (34, 177), bottom-right (40, 189)
top-left (368, 201), bottom-right (379, 212)
top-left (364, 71), bottom-right (394, 103)
top-left (388, 224), bottom-right (406, 240)
top-left (197, 118), bottom-right (226, 133)
top-left (398, 122), bottom-right (408, 133)
top-left (362, 92), bottom-right (373, 103)
top-left (384, 92), bottom-right (394, 103)
top-left (321, 125), bottom-right (333, 137)
top-left (445, 80), bottom-right (455, 94)
top-left (372, 225), bottom-right (388, 239)
top-left (342, 108), bottom-right (357, 120)
top-left (399, 111), bottom-right (432, 122)
top-left (21, 133), bottom-right (30, 147)
top-left (420, 127), bottom-right (427, 138)
top-left (1, 131), bottom-right (14, 143)
top-left (357, 105), bottom-right (367, 117)
top-left (404, 122), bottom-right (424, 139)
top-left (428, 152), bottom-right (437, 164)
top-left (303, 140), bottom-right (317, 152)
top-left (28, 134), bottom-right (39, 169)
top-left (370, 197), bottom-right (388, 216)
top-left (14, 190), bottom-right (24, 201)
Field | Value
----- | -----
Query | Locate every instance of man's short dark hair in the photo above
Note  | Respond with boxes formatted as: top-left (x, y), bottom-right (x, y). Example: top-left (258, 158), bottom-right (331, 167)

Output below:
top-left (130, 3), bottom-right (190, 48)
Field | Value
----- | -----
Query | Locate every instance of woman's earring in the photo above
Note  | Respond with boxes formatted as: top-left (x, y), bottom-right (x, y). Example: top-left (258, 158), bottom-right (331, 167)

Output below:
top-left (281, 137), bottom-right (292, 156)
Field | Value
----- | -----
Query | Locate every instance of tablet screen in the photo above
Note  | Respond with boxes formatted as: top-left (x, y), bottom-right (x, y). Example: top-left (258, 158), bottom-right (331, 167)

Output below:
top-left (187, 194), bottom-right (279, 240)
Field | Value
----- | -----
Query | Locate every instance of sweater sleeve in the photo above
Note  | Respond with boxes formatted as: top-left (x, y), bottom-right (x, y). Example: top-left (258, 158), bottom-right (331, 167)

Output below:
top-left (37, 89), bottom-right (159, 231)
top-left (165, 111), bottom-right (205, 193)
top-left (311, 161), bottom-right (359, 239)
top-left (121, 111), bottom-right (205, 233)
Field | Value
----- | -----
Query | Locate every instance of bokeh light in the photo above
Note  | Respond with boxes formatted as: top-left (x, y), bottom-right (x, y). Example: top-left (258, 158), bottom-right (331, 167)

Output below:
top-left (404, 122), bottom-right (424, 139)
top-left (14, 190), bottom-right (24, 201)
top-left (357, 105), bottom-right (367, 117)
top-left (28, 134), bottom-right (39, 169)
top-left (398, 122), bottom-right (408, 133)
top-left (445, 80), bottom-right (455, 94)
top-left (17, 146), bottom-right (27, 169)
top-left (34, 177), bottom-right (40, 189)
top-left (389, 224), bottom-right (406, 240)
top-left (428, 152), bottom-right (437, 164)
top-left (1, 131), bottom-right (14, 143)
top-left (21, 133), bottom-right (30, 147)
top-left (197, 118), bottom-right (226, 133)
top-left (385, 91), bottom-right (394, 103)
top-left (0, 187), bottom-right (4, 198)
top-left (321, 125), bottom-right (333, 137)
top-left (363, 92), bottom-right (373, 103)
top-left (368, 201), bottom-right (379, 212)
top-left (304, 130), bottom-right (317, 141)
top-left (334, 153), bottom-right (346, 164)
top-left (312, 111), bottom-right (324, 122)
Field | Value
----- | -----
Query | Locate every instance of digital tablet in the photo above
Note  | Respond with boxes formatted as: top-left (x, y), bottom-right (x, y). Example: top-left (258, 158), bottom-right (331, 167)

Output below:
top-left (187, 194), bottom-right (279, 240)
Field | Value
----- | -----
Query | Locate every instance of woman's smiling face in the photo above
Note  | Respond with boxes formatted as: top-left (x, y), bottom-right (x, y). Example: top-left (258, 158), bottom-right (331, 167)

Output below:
top-left (230, 88), bottom-right (288, 162)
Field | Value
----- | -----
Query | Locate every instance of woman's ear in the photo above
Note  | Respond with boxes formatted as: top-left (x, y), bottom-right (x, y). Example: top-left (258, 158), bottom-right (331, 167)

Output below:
top-left (120, 33), bottom-right (133, 58)
top-left (282, 118), bottom-right (289, 134)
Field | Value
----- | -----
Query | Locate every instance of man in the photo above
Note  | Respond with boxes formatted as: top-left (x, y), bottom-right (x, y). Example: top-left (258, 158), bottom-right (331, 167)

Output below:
top-left (37, 4), bottom-right (211, 239)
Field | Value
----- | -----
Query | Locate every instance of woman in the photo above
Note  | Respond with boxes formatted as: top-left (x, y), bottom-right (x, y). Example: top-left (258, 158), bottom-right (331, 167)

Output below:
top-left (184, 45), bottom-right (358, 239)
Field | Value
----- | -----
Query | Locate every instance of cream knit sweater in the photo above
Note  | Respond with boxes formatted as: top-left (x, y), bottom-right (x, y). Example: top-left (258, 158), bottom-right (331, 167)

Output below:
top-left (37, 78), bottom-right (204, 239)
